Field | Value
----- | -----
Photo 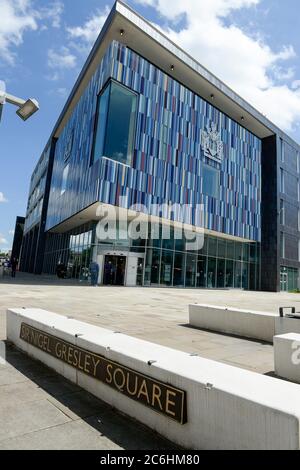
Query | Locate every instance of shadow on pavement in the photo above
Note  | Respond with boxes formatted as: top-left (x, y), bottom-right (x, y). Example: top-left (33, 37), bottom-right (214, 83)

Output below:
top-left (4, 342), bottom-right (178, 450)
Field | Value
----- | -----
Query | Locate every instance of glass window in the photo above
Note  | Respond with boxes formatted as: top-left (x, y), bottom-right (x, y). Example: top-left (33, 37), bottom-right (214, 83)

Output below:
top-left (217, 259), bottom-right (225, 288)
top-left (249, 244), bottom-right (257, 263)
top-left (243, 244), bottom-right (249, 263)
top-left (61, 164), bottom-right (69, 195)
top-left (149, 223), bottom-right (162, 248)
top-left (234, 262), bottom-right (242, 288)
top-left (92, 81), bottom-right (137, 166)
top-left (226, 240), bottom-right (235, 260)
top-left (281, 139), bottom-right (285, 162)
top-left (150, 249), bottom-right (161, 284)
top-left (161, 250), bottom-right (173, 286)
top-left (174, 228), bottom-right (185, 252)
top-left (197, 256), bottom-right (207, 288)
top-left (173, 252), bottom-right (185, 287)
top-left (217, 239), bottom-right (226, 259)
top-left (280, 169), bottom-right (285, 194)
top-left (207, 257), bottom-right (216, 288)
top-left (235, 243), bottom-right (243, 261)
top-left (242, 263), bottom-right (249, 290)
top-left (198, 235), bottom-right (208, 256)
top-left (249, 264), bottom-right (257, 291)
top-left (208, 237), bottom-right (217, 257)
top-left (203, 164), bottom-right (220, 199)
top-left (280, 232), bottom-right (285, 258)
top-left (280, 199), bottom-right (285, 225)
top-left (186, 254), bottom-right (197, 287)
top-left (162, 225), bottom-right (174, 250)
top-left (225, 260), bottom-right (234, 288)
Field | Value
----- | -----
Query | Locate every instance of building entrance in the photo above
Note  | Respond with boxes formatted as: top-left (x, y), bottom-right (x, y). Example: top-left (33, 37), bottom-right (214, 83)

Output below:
top-left (103, 255), bottom-right (126, 286)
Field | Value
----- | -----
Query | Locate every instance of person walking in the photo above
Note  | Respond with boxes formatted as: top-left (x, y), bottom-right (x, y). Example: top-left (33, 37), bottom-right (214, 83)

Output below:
top-left (11, 258), bottom-right (18, 278)
top-left (89, 261), bottom-right (99, 287)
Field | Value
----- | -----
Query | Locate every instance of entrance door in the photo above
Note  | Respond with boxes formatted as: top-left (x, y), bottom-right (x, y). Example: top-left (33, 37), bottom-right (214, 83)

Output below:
top-left (280, 270), bottom-right (288, 292)
top-left (103, 256), bottom-right (126, 286)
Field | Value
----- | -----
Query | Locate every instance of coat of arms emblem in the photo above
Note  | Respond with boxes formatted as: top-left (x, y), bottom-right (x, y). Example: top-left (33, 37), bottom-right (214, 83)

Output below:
top-left (201, 123), bottom-right (224, 163)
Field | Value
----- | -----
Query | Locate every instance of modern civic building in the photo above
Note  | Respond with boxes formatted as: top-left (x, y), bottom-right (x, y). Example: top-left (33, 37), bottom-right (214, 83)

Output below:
top-left (18, 1), bottom-right (300, 292)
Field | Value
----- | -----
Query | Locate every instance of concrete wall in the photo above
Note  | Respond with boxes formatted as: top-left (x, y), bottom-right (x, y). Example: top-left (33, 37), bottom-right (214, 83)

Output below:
top-left (7, 308), bottom-right (300, 450)
top-left (275, 317), bottom-right (300, 337)
top-left (274, 333), bottom-right (300, 383)
top-left (189, 304), bottom-right (276, 343)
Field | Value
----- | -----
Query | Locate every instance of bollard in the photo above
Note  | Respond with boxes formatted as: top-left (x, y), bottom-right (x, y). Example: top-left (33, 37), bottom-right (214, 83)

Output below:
top-left (279, 307), bottom-right (296, 318)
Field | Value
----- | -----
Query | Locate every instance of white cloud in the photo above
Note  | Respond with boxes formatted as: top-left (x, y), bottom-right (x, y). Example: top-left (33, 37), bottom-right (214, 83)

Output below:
top-left (0, 235), bottom-right (8, 245)
top-left (40, 1), bottom-right (64, 29)
top-left (8, 230), bottom-right (14, 236)
top-left (134, 0), bottom-right (300, 134)
top-left (0, 0), bottom-right (37, 64)
top-left (0, 0), bottom-right (64, 64)
top-left (48, 47), bottom-right (77, 70)
top-left (67, 7), bottom-right (110, 53)
top-left (0, 192), bottom-right (7, 203)
top-left (292, 80), bottom-right (300, 90)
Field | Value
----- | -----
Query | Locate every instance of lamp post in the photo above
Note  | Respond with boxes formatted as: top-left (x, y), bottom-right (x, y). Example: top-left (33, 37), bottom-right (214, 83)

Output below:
top-left (0, 90), bottom-right (39, 122)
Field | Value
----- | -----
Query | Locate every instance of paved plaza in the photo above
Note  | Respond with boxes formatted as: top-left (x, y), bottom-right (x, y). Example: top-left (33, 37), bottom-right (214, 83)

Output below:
top-left (1, 273), bottom-right (300, 449)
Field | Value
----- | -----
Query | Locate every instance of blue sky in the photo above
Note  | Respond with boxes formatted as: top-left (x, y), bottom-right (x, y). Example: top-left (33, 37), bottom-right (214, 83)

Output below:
top-left (0, 0), bottom-right (300, 251)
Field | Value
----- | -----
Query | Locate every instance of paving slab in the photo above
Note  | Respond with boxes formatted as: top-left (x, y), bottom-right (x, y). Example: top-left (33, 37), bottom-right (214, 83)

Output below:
top-left (2, 273), bottom-right (300, 449)
top-left (0, 342), bottom-right (178, 450)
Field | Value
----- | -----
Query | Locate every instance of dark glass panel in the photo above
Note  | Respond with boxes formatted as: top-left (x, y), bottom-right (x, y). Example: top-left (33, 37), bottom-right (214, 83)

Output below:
top-left (242, 263), bottom-right (249, 290)
top-left (197, 256), bottom-right (207, 288)
top-left (161, 250), bottom-right (173, 286)
top-left (217, 239), bottom-right (226, 259)
top-left (217, 259), bottom-right (225, 288)
top-left (226, 240), bottom-right (235, 260)
top-left (225, 260), bottom-right (234, 288)
top-left (234, 261), bottom-right (242, 288)
top-left (207, 257), bottom-right (216, 288)
top-left (173, 252), bottom-right (185, 287)
top-left (186, 254), bottom-right (197, 287)
top-left (103, 82), bottom-right (137, 165)
top-left (208, 237), bottom-right (217, 257)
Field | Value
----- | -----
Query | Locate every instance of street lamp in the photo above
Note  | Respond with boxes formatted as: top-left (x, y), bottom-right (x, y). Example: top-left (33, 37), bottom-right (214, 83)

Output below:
top-left (0, 91), bottom-right (39, 122)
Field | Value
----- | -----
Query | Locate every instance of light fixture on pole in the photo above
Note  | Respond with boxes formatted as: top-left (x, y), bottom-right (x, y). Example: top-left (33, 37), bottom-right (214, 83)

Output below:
top-left (1, 93), bottom-right (40, 122)
top-left (4, 93), bottom-right (39, 121)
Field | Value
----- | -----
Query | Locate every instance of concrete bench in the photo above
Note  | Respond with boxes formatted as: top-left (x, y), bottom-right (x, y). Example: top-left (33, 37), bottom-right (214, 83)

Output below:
top-left (275, 317), bottom-right (300, 337)
top-left (189, 304), bottom-right (276, 343)
top-left (6, 307), bottom-right (300, 450)
top-left (274, 333), bottom-right (300, 383)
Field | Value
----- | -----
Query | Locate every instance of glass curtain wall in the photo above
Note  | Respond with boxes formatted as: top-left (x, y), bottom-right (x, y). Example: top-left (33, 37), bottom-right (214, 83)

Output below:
top-left (43, 220), bottom-right (260, 290)
top-left (43, 223), bottom-right (94, 280)
top-left (143, 223), bottom-right (260, 290)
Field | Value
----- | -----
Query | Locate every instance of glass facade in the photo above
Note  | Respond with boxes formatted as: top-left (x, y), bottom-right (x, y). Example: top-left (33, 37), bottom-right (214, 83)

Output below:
top-left (40, 41), bottom-right (262, 290)
top-left (43, 221), bottom-right (260, 290)
top-left (43, 223), bottom-right (94, 282)
top-left (280, 266), bottom-right (299, 292)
